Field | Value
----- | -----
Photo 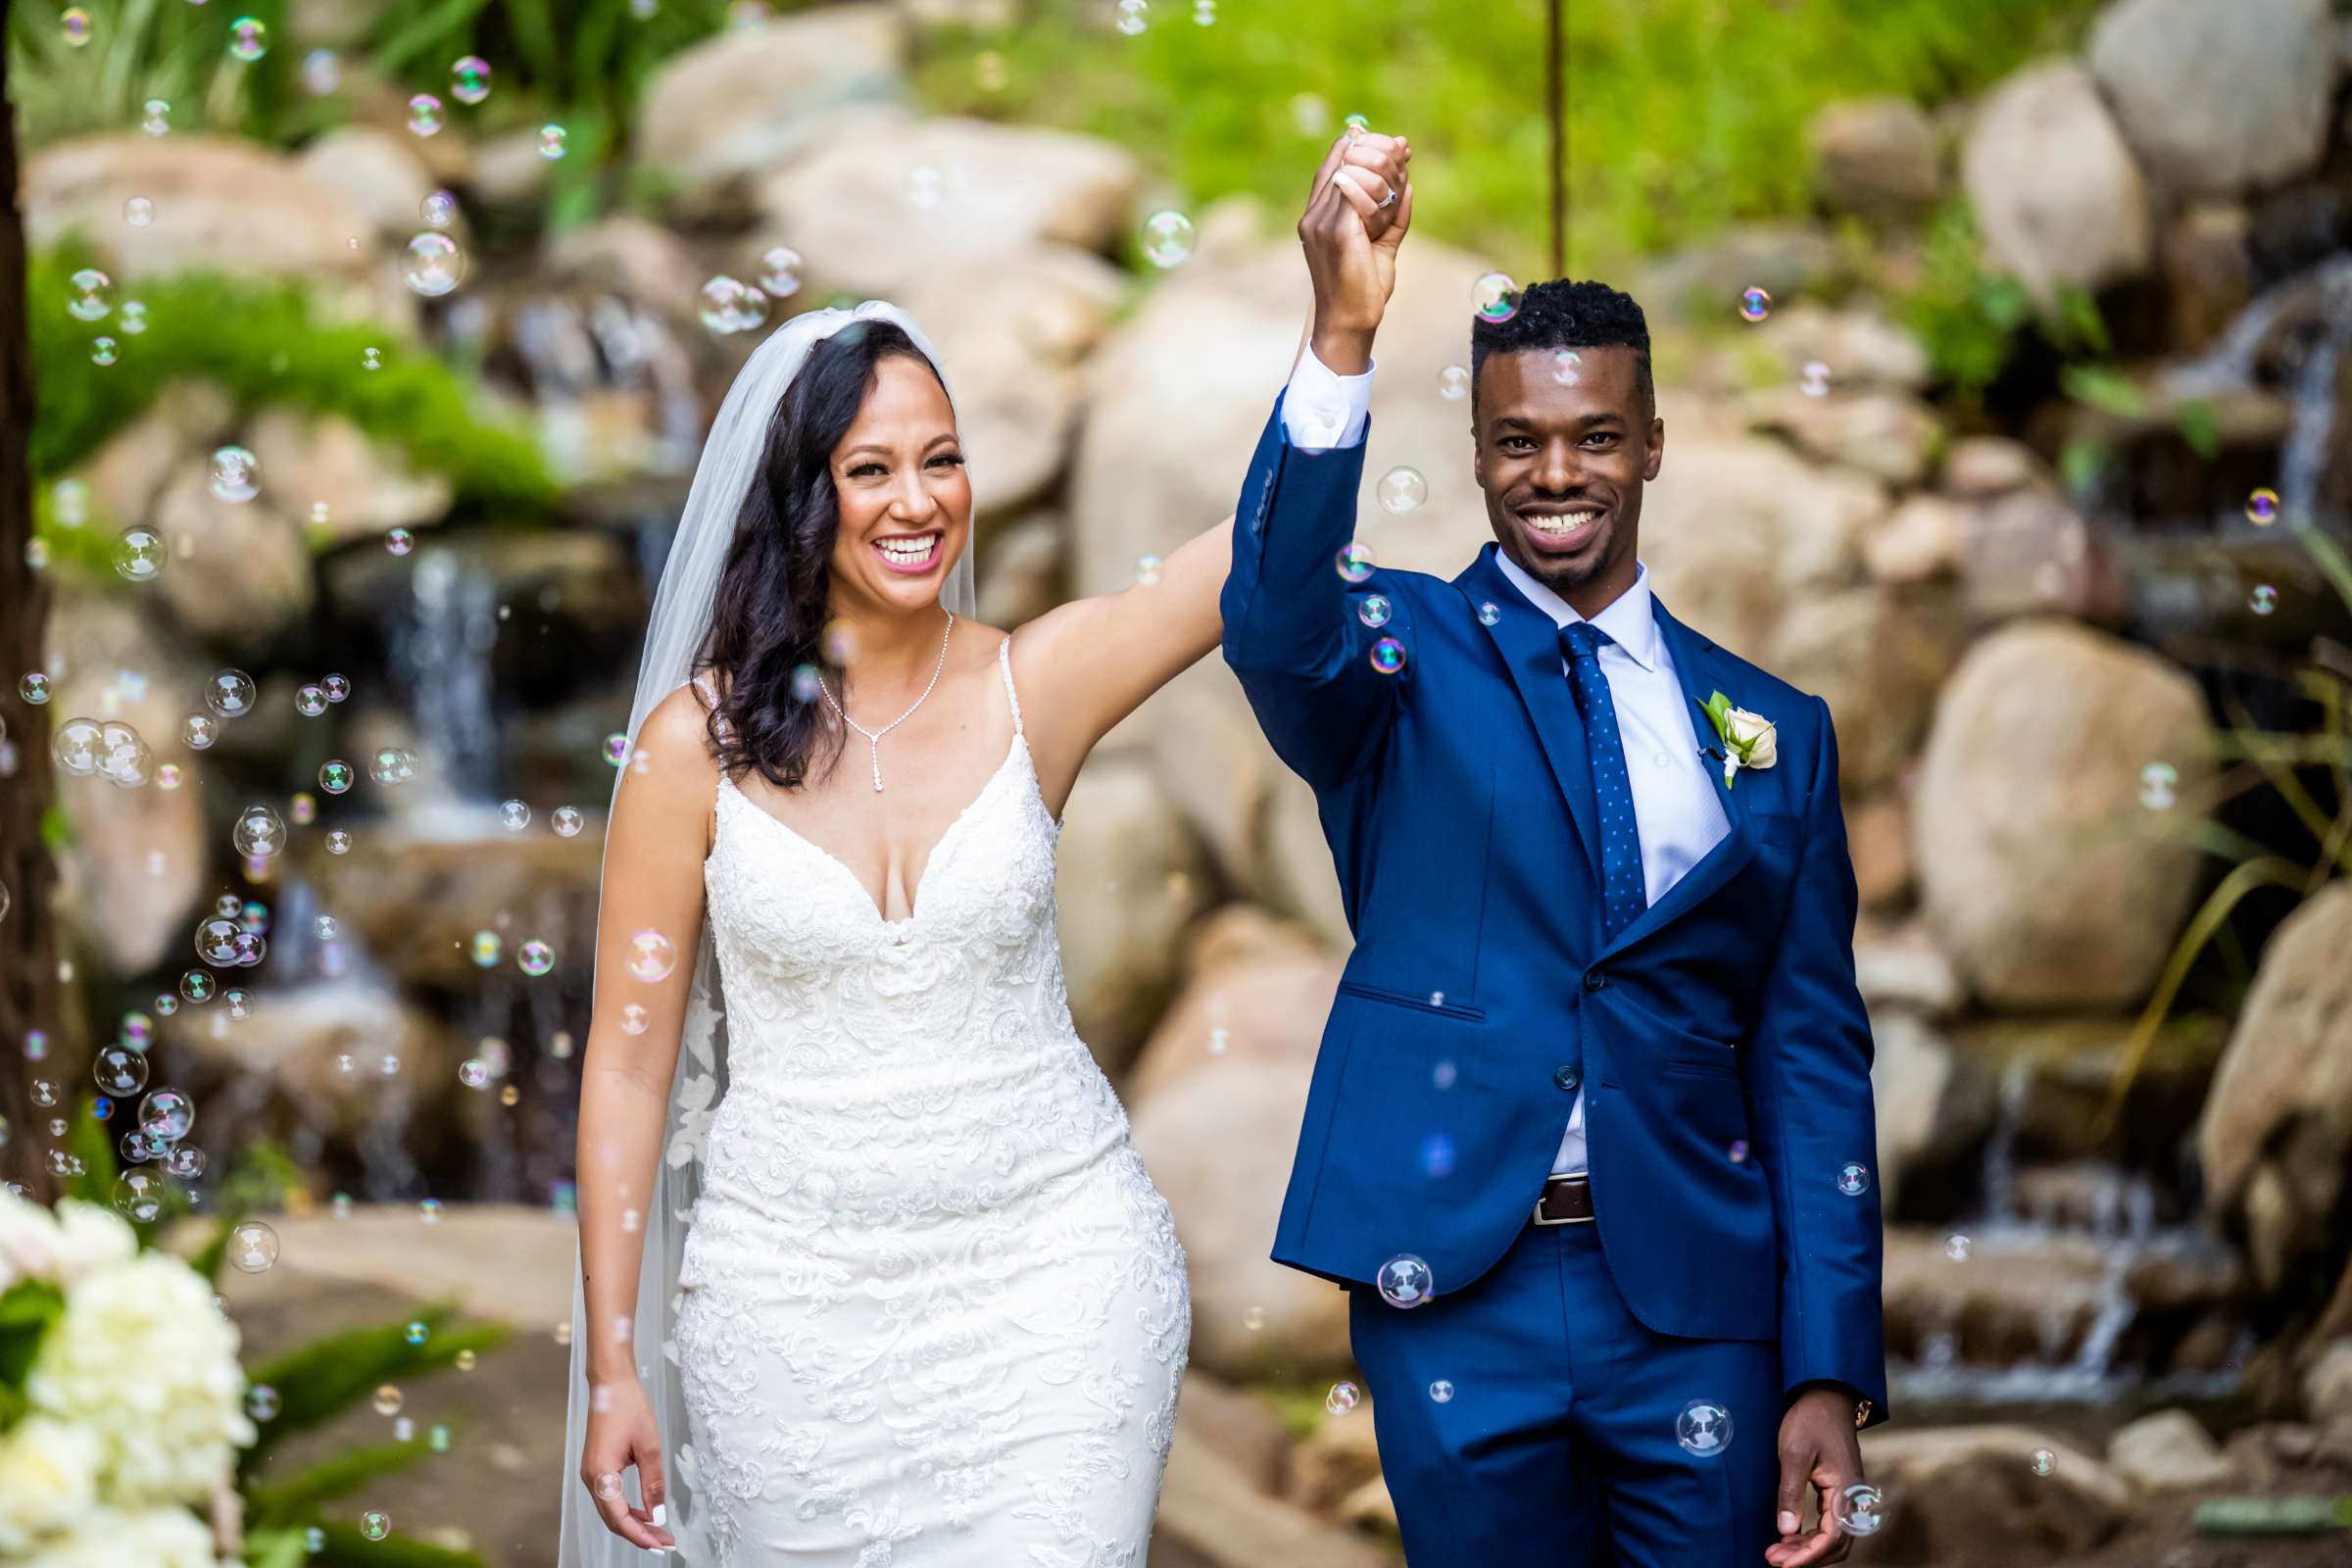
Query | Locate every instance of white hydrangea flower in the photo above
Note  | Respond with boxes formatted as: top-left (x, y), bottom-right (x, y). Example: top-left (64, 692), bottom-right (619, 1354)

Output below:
top-left (0, 1188), bottom-right (63, 1290)
top-left (0, 1416), bottom-right (103, 1553)
top-left (22, 1504), bottom-right (217, 1568)
top-left (26, 1250), bottom-right (256, 1508)
top-left (48, 1200), bottom-right (138, 1288)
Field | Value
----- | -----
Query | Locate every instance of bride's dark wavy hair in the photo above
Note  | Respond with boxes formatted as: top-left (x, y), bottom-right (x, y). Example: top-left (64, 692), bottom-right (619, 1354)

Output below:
top-left (696, 319), bottom-right (950, 789)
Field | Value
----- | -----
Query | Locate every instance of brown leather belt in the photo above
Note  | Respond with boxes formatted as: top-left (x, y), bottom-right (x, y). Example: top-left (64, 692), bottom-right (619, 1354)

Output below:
top-left (1532, 1173), bottom-right (1594, 1226)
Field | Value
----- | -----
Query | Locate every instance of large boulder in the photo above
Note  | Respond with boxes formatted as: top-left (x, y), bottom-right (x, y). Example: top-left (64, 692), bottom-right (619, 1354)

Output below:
top-left (2106, 1407), bottom-right (2233, 1491)
top-left (295, 126), bottom-right (438, 241)
top-left (1127, 906), bottom-right (1341, 1105)
top-left (1858, 1426), bottom-right (2132, 1563)
top-left (1054, 756), bottom-right (1216, 1076)
top-left (1741, 387), bottom-right (1941, 487)
top-left (1154, 1414), bottom-right (1397, 1568)
top-left (2196, 882), bottom-right (2352, 1293)
top-left (1868, 1010), bottom-right (1993, 1217)
top-left (1767, 584), bottom-right (1953, 795)
top-left (1806, 97), bottom-right (1944, 218)
top-left (2086, 0), bottom-right (2336, 199)
top-left (634, 5), bottom-right (910, 193)
top-left (1751, 302), bottom-right (1933, 394)
top-left (1912, 620), bottom-right (2209, 1009)
top-left (1130, 1060), bottom-right (1351, 1382)
top-left (1959, 61), bottom-right (2152, 309)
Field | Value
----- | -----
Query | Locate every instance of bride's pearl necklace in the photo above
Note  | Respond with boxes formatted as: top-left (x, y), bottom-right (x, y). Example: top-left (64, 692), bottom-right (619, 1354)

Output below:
top-left (816, 612), bottom-right (955, 792)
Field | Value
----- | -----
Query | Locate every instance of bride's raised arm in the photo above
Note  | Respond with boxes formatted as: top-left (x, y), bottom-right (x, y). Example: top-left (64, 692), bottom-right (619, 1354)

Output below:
top-left (570, 684), bottom-right (713, 1552)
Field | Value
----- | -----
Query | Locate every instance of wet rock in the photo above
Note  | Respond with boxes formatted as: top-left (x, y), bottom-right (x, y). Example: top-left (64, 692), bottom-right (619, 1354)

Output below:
top-left (1055, 756), bottom-right (1216, 1076)
top-left (634, 6), bottom-right (911, 196)
top-left (1768, 584), bottom-right (1952, 794)
top-left (1960, 61), bottom-right (2152, 309)
top-left (1807, 97), bottom-right (1944, 219)
top-left (1940, 436), bottom-right (2051, 499)
top-left (1335, 1474), bottom-right (1398, 1536)
top-left (1634, 222), bottom-right (1844, 320)
top-left (975, 511), bottom-right (1067, 629)
top-left (1289, 1399), bottom-right (1384, 1515)
top-left (2123, 1235), bottom-right (2247, 1313)
top-left (2159, 205), bottom-right (2256, 355)
top-left (2087, 0), bottom-right (2336, 198)
top-left (2196, 882), bottom-right (2352, 1294)
top-left (1127, 906), bottom-right (1341, 1105)
top-left (2108, 1408), bottom-right (2233, 1491)
top-left (1956, 488), bottom-right (2127, 625)
top-left (1912, 620), bottom-right (2210, 1009)
top-left (1863, 495), bottom-right (1965, 585)
top-left (295, 126), bottom-right (438, 241)
top-left (1752, 301), bottom-right (1933, 392)
top-left (1847, 799), bottom-right (1916, 911)
top-left (1858, 1426), bottom-right (2130, 1563)
top-left (163, 983), bottom-right (464, 1143)
top-left (1883, 1227), bottom-right (2117, 1366)
top-left (1153, 1413), bottom-right (1398, 1568)
top-left (1950, 1013), bottom-right (2228, 1169)
top-left (1129, 1060), bottom-right (1352, 1383)
top-left (1855, 925), bottom-right (1964, 1019)
top-left (151, 468), bottom-right (316, 643)
top-left (2304, 1340), bottom-right (2352, 1428)
top-left (246, 408), bottom-right (454, 545)
top-left (466, 127), bottom-right (556, 216)
top-left (1871, 1011), bottom-right (1994, 1217)
top-left (1742, 387), bottom-right (1941, 487)
top-left (1172, 1374), bottom-right (1294, 1497)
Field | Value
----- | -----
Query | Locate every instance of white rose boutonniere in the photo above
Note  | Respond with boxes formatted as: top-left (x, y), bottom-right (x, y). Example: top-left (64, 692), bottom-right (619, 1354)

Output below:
top-left (1699, 690), bottom-right (1778, 789)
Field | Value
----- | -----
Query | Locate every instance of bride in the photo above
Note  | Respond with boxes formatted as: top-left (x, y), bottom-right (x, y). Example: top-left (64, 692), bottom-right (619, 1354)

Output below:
top-left (560, 130), bottom-right (1410, 1565)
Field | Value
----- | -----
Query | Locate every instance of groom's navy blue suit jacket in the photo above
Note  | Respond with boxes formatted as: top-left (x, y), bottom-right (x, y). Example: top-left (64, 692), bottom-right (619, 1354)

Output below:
top-left (1222, 397), bottom-right (1888, 1420)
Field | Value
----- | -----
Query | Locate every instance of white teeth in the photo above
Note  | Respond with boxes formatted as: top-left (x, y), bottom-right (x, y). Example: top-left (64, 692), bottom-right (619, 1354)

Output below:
top-left (877, 535), bottom-right (938, 564)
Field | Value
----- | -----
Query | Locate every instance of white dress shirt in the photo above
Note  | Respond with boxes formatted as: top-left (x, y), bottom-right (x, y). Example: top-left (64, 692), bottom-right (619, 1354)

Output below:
top-left (1492, 551), bottom-right (1733, 1173)
top-left (1279, 350), bottom-right (1729, 1176)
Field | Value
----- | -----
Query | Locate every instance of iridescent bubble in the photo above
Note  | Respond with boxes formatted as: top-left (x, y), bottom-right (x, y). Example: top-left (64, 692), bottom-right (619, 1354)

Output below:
top-left (421, 190), bottom-right (458, 228)
top-left (552, 806), bottom-right (584, 837)
top-left (1142, 210), bottom-right (1197, 269)
top-left (226, 16), bottom-right (268, 61)
top-left (89, 337), bottom-right (119, 367)
top-left (1836, 1162), bottom-right (1872, 1197)
top-left (627, 930), bottom-right (677, 983)
top-left (222, 987), bottom-right (252, 1018)
top-left (1369, 637), bottom-right (1407, 674)
top-left (113, 527), bottom-right (165, 581)
top-left (326, 829), bottom-right (352, 855)
top-left (30, 1081), bottom-right (57, 1108)
top-left (2139, 761), bottom-right (2179, 811)
top-left (1438, 364), bottom-right (1470, 402)
top-left (165, 1145), bottom-right (205, 1179)
top-left (318, 760), bottom-right (355, 794)
top-left (1471, 272), bottom-right (1519, 323)
top-left (1375, 1253), bottom-right (1434, 1308)
top-left (1357, 594), bottom-right (1393, 629)
top-left (2250, 583), bottom-right (2278, 615)
top-left (195, 917), bottom-right (243, 966)
top-left (1344, 112), bottom-right (1371, 139)
top-left (386, 526), bottom-right (415, 556)
top-left (1676, 1398), bottom-right (1734, 1456)
top-left (593, 1473), bottom-right (622, 1501)
top-left (405, 1319), bottom-right (430, 1347)
top-left (246, 1385), bottom-right (280, 1421)
top-left (1243, 1304), bottom-right (1265, 1331)
top-left (180, 970), bottom-right (215, 1003)
top-left (141, 99), bottom-right (171, 137)
top-left (205, 668), bottom-right (257, 717)
top-left (2029, 1446), bottom-right (2054, 1478)
top-left (1377, 467), bottom-right (1427, 514)
top-left (313, 914), bottom-right (339, 941)
top-left (68, 269), bottom-right (111, 324)
top-left (697, 275), bottom-right (768, 335)
top-left (500, 799), bottom-right (530, 831)
top-left (1324, 1381), bottom-right (1360, 1415)
top-left (94, 1047), bottom-right (149, 1097)
top-left (470, 931), bottom-right (502, 968)
top-left (1194, 0), bottom-right (1215, 21)
top-left (1739, 286), bottom-right (1772, 323)
top-left (115, 1168), bottom-right (166, 1223)
top-left (117, 300), bottom-right (148, 335)
top-left (1552, 350), bottom-right (1585, 387)
top-left (369, 747), bottom-right (406, 784)
top-left (406, 93), bottom-right (445, 136)
top-left (537, 123), bottom-right (568, 160)
top-left (1801, 361), bottom-right (1834, 398)
top-left (450, 55), bottom-right (491, 105)
top-left (419, 1198), bottom-right (441, 1222)
top-left (757, 246), bottom-right (804, 298)
top-left (2246, 488), bottom-right (2279, 526)
top-left (229, 930), bottom-right (265, 967)
top-left (362, 346), bottom-right (382, 370)
top-left (322, 673), bottom-right (351, 703)
top-left (619, 1003), bottom-right (650, 1035)
top-left (604, 733), bottom-right (630, 767)
top-left (1837, 1482), bottom-right (1886, 1537)
top-left (62, 9), bottom-right (92, 45)
top-left (1135, 555), bottom-right (1164, 586)
top-left (54, 716), bottom-right (103, 774)
top-left (20, 672), bottom-right (50, 705)
top-left (140, 1088), bottom-right (195, 1142)
top-left (232, 804), bottom-right (286, 858)
top-left (302, 49), bottom-right (339, 95)
top-left (124, 195), bottom-right (160, 231)
top-left (429, 1424), bottom-right (451, 1452)
top-left (1335, 542), bottom-right (1376, 583)
top-left (460, 1058), bottom-right (489, 1090)
top-left (360, 1510), bottom-right (390, 1542)
top-left (209, 446), bottom-right (259, 503)
top-left (1115, 0), bottom-right (1149, 34)
top-left (404, 232), bottom-right (464, 296)
top-left (1944, 1233), bottom-right (1972, 1262)
top-left (518, 940), bottom-right (555, 976)
top-left (295, 683), bottom-right (327, 717)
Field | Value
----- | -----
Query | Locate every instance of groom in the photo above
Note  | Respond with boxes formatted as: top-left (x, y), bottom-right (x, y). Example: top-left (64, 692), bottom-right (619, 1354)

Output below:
top-left (1223, 138), bottom-right (1886, 1565)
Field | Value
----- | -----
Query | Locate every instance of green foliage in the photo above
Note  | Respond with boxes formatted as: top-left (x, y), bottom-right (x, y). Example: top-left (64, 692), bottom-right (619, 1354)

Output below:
top-left (1894, 200), bottom-right (2032, 399)
top-left (244, 1436), bottom-right (449, 1529)
top-left (27, 248), bottom-right (555, 512)
top-left (63, 1099), bottom-right (122, 1212)
top-left (265, 1522), bottom-right (486, 1568)
top-left (5, 0), bottom-right (303, 148)
top-left (240, 1303), bottom-right (512, 1477)
top-left (0, 1281), bottom-right (68, 1430)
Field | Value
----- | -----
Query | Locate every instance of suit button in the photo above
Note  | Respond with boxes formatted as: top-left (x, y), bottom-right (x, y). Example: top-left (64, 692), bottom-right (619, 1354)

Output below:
top-left (1553, 1065), bottom-right (1581, 1093)
top-left (1583, 969), bottom-right (1607, 993)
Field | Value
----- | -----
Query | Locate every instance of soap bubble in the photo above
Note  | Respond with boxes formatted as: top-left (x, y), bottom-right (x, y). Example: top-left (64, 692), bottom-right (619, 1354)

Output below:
top-left (1676, 1398), bottom-right (1734, 1456)
top-left (322, 674), bottom-right (351, 703)
top-left (2139, 761), bottom-right (2179, 811)
top-left (232, 805), bottom-right (286, 858)
top-left (1369, 637), bottom-right (1407, 674)
top-left (94, 1047), bottom-right (149, 1097)
top-left (758, 246), bottom-right (805, 297)
top-left (67, 269), bottom-right (111, 322)
top-left (1115, 0), bottom-right (1149, 34)
top-left (1739, 286), bottom-right (1773, 323)
top-left (362, 346), bottom-right (382, 370)
top-left (1801, 361), bottom-right (1834, 398)
top-left (319, 760), bottom-right (354, 794)
top-left (90, 337), bottom-right (119, 367)
top-left (115, 1169), bottom-right (167, 1223)
top-left (53, 717), bottom-right (102, 774)
top-left (406, 93), bottom-right (444, 136)
top-left (1335, 542), bottom-right (1375, 583)
top-left (1944, 1233), bottom-right (1972, 1262)
top-left (246, 1385), bottom-right (280, 1421)
top-left (1375, 1253), bottom-right (1434, 1308)
top-left (450, 55), bottom-right (491, 104)
top-left (326, 829), bottom-right (353, 854)
top-left (62, 9), bottom-right (92, 46)
top-left (2246, 488), bottom-right (2279, 526)
top-left (386, 527), bottom-right (415, 556)
top-left (205, 669), bottom-right (256, 717)
top-left (209, 446), bottom-right (260, 503)
top-left (117, 300), bottom-right (148, 335)
top-left (21, 672), bottom-right (52, 705)
top-left (470, 931), bottom-right (502, 967)
top-left (1142, 210), bottom-right (1197, 269)
top-left (113, 528), bottom-right (165, 582)
top-left (1377, 467), bottom-right (1427, 514)
top-left (1471, 272), bottom-right (1519, 323)
top-left (500, 799), bottom-right (530, 831)
top-left (1836, 1162), bottom-right (1872, 1197)
top-left (627, 930), bottom-right (677, 983)
top-left (226, 17), bottom-right (268, 61)
top-left (165, 1145), bottom-right (205, 1179)
top-left (1135, 555), bottom-right (1164, 585)
top-left (1324, 1381), bottom-right (1360, 1415)
top-left (518, 940), bottom-right (555, 976)
top-left (538, 123), bottom-right (568, 160)
top-left (1438, 365), bottom-right (1470, 402)
top-left (2249, 583), bottom-right (2278, 615)
top-left (404, 232), bottom-right (464, 296)
top-left (1430, 1380), bottom-right (1454, 1402)
top-left (698, 275), bottom-right (768, 335)
top-left (1357, 594), bottom-right (1393, 629)
top-left (2029, 1446), bottom-right (2054, 1478)
top-left (360, 1510), bottom-right (390, 1541)
top-left (553, 806), bottom-right (584, 837)
top-left (302, 49), bottom-right (339, 95)
top-left (619, 1004), bottom-right (650, 1035)
top-left (141, 99), bottom-right (171, 137)
top-left (460, 1059), bottom-right (489, 1090)
top-left (421, 190), bottom-right (457, 228)
top-left (140, 1088), bottom-right (195, 1142)
top-left (1836, 1482), bottom-right (1886, 1537)
top-left (123, 195), bottom-right (156, 227)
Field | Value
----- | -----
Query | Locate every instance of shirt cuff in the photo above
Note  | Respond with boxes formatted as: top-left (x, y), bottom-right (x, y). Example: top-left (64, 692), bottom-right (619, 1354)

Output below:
top-left (1280, 344), bottom-right (1375, 452)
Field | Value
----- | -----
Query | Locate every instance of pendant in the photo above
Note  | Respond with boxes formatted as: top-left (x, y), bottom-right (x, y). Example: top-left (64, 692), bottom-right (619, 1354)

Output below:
top-left (868, 738), bottom-right (884, 792)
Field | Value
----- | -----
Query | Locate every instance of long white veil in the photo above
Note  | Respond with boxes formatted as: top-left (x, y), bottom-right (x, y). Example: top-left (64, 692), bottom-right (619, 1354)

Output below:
top-left (559, 301), bottom-right (972, 1566)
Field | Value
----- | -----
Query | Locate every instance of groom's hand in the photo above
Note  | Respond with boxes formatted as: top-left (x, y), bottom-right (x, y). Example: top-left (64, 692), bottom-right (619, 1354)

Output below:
top-left (1299, 127), bottom-right (1412, 373)
top-left (1767, 1389), bottom-right (1865, 1564)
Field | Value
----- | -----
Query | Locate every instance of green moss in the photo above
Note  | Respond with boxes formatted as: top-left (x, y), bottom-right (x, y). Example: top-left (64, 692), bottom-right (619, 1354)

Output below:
top-left (28, 247), bottom-right (555, 512)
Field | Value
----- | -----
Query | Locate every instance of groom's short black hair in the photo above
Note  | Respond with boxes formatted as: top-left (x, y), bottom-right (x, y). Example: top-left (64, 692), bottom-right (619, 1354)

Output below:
top-left (1472, 277), bottom-right (1653, 415)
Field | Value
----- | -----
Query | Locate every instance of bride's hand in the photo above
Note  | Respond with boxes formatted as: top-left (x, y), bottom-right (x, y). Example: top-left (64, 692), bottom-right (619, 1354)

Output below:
top-left (580, 1378), bottom-right (676, 1549)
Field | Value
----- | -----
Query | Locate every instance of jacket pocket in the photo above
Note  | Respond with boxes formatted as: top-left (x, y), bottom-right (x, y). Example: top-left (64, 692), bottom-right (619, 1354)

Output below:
top-left (1661, 1054), bottom-right (1740, 1079)
top-left (1336, 979), bottom-right (1487, 1022)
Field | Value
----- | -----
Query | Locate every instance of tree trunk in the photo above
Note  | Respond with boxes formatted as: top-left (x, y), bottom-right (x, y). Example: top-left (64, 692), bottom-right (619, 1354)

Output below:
top-left (0, 0), bottom-right (65, 1196)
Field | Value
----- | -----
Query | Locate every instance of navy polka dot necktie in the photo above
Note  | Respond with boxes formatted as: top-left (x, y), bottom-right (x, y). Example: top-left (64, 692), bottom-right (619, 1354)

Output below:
top-left (1560, 621), bottom-right (1648, 941)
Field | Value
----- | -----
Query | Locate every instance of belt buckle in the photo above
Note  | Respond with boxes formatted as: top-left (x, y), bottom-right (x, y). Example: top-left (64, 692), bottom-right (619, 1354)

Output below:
top-left (1531, 1177), bottom-right (1592, 1227)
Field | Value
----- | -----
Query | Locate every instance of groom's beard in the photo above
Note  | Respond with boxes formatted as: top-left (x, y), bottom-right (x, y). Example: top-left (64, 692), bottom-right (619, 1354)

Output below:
top-left (1495, 502), bottom-right (1635, 599)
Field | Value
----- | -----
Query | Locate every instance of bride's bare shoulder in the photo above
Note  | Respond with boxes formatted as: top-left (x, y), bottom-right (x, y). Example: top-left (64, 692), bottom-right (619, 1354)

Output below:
top-left (642, 679), bottom-right (727, 763)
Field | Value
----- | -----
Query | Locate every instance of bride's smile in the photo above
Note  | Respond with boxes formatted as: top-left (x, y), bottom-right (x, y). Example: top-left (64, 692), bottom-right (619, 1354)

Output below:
top-left (829, 354), bottom-right (970, 607)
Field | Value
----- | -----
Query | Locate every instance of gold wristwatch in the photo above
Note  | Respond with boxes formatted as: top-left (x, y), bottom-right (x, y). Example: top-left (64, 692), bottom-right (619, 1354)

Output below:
top-left (1852, 1396), bottom-right (1874, 1429)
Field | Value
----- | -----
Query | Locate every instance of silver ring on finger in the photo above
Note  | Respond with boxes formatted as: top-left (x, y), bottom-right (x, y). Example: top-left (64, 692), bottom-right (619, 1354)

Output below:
top-left (1377, 188), bottom-right (1399, 211)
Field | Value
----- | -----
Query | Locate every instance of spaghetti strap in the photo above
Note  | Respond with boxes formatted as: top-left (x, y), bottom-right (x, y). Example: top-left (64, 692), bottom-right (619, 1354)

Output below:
top-left (996, 637), bottom-right (1024, 738)
top-left (693, 671), bottom-right (732, 742)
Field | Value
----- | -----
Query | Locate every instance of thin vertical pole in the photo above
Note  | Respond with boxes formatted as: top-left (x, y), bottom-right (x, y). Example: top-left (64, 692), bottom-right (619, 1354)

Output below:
top-left (1547, 0), bottom-right (1565, 276)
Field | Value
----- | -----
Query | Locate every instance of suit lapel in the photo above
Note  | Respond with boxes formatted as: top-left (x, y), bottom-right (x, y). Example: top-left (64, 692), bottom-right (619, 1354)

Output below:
top-left (1460, 548), bottom-right (1601, 881)
top-left (1599, 598), bottom-right (1758, 958)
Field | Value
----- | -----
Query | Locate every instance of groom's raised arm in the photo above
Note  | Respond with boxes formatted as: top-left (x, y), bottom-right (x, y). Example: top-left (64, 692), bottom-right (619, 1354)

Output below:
top-left (1222, 131), bottom-right (1412, 792)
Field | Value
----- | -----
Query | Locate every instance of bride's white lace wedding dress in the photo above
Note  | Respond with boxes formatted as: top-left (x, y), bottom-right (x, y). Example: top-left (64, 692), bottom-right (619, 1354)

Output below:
top-left (671, 639), bottom-right (1190, 1566)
